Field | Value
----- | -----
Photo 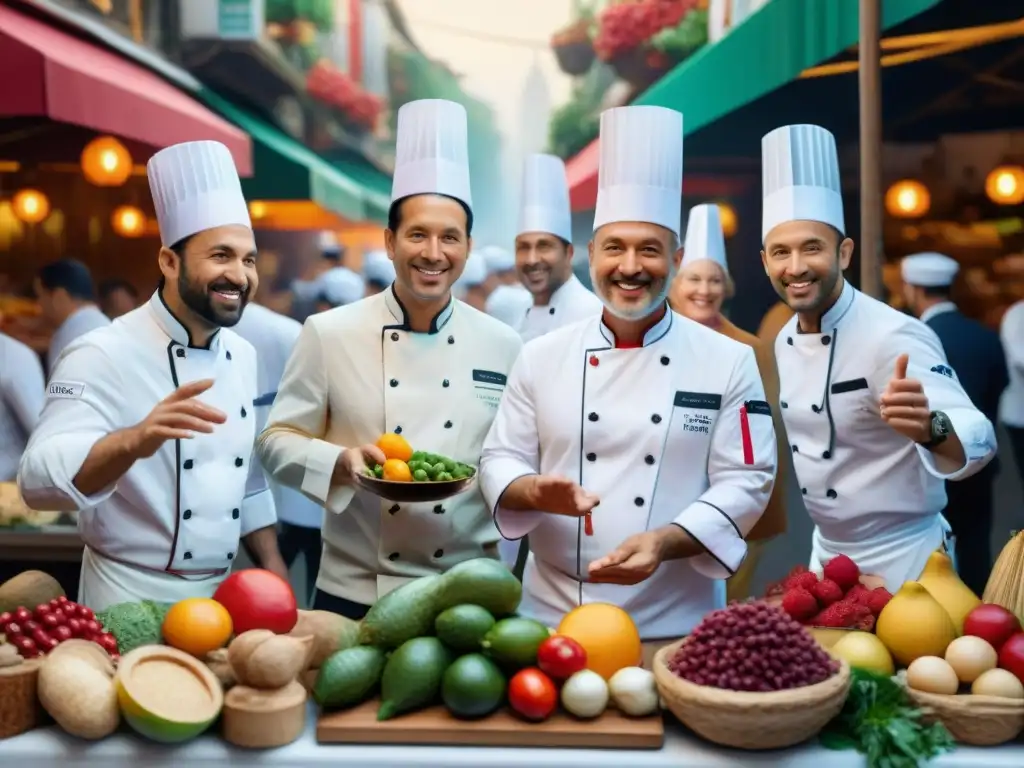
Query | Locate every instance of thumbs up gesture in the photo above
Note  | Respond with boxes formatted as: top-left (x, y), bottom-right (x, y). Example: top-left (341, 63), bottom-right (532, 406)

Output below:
top-left (880, 353), bottom-right (932, 442)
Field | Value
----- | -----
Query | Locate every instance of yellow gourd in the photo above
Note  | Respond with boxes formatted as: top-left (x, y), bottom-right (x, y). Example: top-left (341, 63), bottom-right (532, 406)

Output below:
top-left (875, 581), bottom-right (958, 667)
top-left (917, 550), bottom-right (981, 634)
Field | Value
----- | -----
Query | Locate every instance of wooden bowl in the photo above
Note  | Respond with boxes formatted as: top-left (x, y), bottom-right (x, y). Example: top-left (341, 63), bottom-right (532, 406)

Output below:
top-left (653, 638), bottom-right (851, 750)
top-left (355, 472), bottom-right (476, 503)
top-left (906, 688), bottom-right (1024, 746)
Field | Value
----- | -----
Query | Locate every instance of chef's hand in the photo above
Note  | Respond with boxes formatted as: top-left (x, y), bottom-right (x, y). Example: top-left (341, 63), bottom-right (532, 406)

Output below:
top-left (527, 475), bottom-right (599, 518)
top-left (334, 444), bottom-right (388, 486)
top-left (587, 530), bottom-right (664, 585)
top-left (127, 379), bottom-right (227, 458)
top-left (880, 353), bottom-right (931, 443)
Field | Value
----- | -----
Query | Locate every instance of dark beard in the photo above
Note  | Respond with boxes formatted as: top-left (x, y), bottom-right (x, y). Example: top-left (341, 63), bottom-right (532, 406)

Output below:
top-left (178, 262), bottom-right (249, 328)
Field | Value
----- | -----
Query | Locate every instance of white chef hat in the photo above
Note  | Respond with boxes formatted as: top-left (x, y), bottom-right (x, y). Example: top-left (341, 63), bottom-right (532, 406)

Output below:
top-left (455, 252), bottom-right (489, 289)
top-left (479, 245), bottom-right (515, 274)
top-left (148, 140), bottom-right (251, 248)
top-left (761, 124), bottom-right (844, 242)
top-left (519, 153), bottom-right (572, 243)
top-left (593, 106), bottom-right (683, 239)
top-left (485, 284), bottom-right (532, 327)
top-left (391, 99), bottom-right (472, 211)
top-left (362, 249), bottom-right (396, 286)
top-left (318, 230), bottom-right (341, 254)
top-left (901, 252), bottom-right (959, 287)
top-left (682, 204), bottom-right (728, 274)
top-left (317, 267), bottom-right (365, 306)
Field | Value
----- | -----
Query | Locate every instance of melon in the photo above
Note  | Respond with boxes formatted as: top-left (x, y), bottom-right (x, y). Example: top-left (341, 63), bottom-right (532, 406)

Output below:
top-left (0, 570), bottom-right (64, 613)
top-left (115, 645), bottom-right (223, 743)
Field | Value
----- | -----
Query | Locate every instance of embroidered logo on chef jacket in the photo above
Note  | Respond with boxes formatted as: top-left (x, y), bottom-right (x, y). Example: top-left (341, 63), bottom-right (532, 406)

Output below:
top-left (930, 364), bottom-right (955, 379)
top-left (47, 381), bottom-right (86, 399)
top-left (472, 369), bottom-right (507, 408)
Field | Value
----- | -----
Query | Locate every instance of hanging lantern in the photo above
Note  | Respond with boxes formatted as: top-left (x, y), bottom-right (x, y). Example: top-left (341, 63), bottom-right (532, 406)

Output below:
top-left (249, 201), bottom-right (268, 220)
top-left (81, 136), bottom-right (132, 187)
top-left (11, 188), bottom-right (50, 224)
top-left (716, 203), bottom-right (738, 238)
top-left (884, 180), bottom-right (930, 219)
top-left (985, 165), bottom-right (1024, 206)
top-left (112, 205), bottom-right (146, 237)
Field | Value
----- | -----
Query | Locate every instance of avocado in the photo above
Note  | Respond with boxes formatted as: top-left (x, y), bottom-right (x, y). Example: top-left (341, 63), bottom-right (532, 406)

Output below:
top-left (435, 605), bottom-right (496, 653)
top-left (441, 653), bottom-right (506, 718)
top-left (378, 637), bottom-right (453, 721)
top-left (438, 558), bottom-right (522, 616)
top-left (358, 574), bottom-right (446, 649)
top-left (480, 617), bottom-right (551, 670)
top-left (313, 646), bottom-right (387, 709)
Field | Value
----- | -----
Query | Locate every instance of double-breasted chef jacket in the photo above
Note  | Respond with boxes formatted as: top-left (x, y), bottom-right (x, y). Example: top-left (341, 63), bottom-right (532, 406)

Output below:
top-left (480, 308), bottom-right (777, 640)
top-left (519, 274), bottom-right (603, 343)
top-left (18, 293), bottom-right (276, 611)
top-left (776, 282), bottom-right (997, 592)
top-left (257, 286), bottom-right (523, 606)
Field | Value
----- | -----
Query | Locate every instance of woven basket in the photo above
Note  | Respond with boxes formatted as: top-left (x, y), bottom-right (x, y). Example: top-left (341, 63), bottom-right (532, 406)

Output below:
top-left (906, 688), bottom-right (1024, 746)
top-left (653, 638), bottom-right (851, 750)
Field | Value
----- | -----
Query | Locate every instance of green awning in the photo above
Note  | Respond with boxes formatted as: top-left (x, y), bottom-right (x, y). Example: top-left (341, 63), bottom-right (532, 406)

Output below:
top-left (636, 0), bottom-right (942, 134)
top-left (331, 153), bottom-right (392, 223)
top-left (199, 90), bottom-right (369, 220)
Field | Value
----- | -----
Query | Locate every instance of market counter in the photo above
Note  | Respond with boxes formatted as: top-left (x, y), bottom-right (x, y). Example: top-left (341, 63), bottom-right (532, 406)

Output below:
top-left (5, 702), bottom-right (1023, 767)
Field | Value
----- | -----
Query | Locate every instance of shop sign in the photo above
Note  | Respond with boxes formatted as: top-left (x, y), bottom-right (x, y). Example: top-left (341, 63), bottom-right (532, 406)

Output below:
top-left (181, 0), bottom-right (264, 41)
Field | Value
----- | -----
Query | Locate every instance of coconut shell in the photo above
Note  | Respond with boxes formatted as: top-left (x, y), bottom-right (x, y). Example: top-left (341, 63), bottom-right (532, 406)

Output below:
top-left (204, 648), bottom-right (237, 690)
top-left (37, 651), bottom-right (120, 739)
top-left (228, 630), bottom-right (314, 689)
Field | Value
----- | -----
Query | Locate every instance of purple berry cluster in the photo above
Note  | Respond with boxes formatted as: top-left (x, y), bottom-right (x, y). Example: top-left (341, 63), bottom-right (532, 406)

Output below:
top-left (668, 601), bottom-right (840, 692)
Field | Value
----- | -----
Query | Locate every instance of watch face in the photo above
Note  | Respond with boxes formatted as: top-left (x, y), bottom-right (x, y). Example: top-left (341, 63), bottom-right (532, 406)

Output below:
top-left (934, 412), bottom-right (951, 436)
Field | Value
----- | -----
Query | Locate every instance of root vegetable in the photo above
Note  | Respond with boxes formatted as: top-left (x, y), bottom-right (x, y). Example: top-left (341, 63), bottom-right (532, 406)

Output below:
top-left (560, 669), bottom-right (608, 719)
top-left (608, 666), bottom-right (659, 716)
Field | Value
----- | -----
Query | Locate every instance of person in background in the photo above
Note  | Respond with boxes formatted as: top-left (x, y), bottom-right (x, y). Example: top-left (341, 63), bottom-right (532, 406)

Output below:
top-left (516, 153), bottom-right (602, 343)
top-left (485, 283), bottom-right (532, 331)
top-left (0, 330), bottom-right (45, 481)
top-left (480, 106), bottom-right (776, 642)
top-left (18, 140), bottom-right (285, 610)
top-left (479, 245), bottom-right (518, 290)
top-left (313, 267), bottom-right (366, 313)
top-left (291, 232), bottom-right (345, 317)
top-left (454, 251), bottom-right (490, 310)
top-left (258, 100), bottom-right (522, 620)
top-left (764, 124), bottom-right (996, 591)
top-left (362, 249), bottom-right (396, 296)
top-left (234, 302), bottom-right (324, 605)
top-left (98, 279), bottom-right (139, 319)
top-left (1001, 297), bottom-right (1024, 486)
top-left (669, 203), bottom-right (788, 601)
top-left (35, 259), bottom-right (110, 373)
top-left (902, 252), bottom-right (1008, 595)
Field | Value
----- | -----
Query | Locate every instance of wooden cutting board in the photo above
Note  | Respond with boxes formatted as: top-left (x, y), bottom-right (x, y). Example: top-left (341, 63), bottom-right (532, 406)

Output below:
top-left (316, 700), bottom-right (665, 749)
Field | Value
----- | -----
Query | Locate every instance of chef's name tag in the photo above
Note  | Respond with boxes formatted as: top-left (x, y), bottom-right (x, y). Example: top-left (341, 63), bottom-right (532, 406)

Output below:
top-left (674, 391), bottom-right (720, 435)
top-left (472, 369), bottom-right (507, 408)
top-left (48, 380), bottom-right (86, 400)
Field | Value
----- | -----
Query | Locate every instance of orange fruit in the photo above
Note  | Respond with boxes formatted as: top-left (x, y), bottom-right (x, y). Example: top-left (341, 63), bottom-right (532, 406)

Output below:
top-left (376, 432), bottom-right (413, 462)
top-left (381, 458), bottom-right (413, 482)
top-left (557, 603), bottom-right (643, 680)
top-left (161, 597), bottom-right (233, 657)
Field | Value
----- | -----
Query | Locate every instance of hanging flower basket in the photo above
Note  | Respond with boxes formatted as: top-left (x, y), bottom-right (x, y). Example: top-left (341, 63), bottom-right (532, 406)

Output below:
top-left (553, 39), bottom-right (596, 76)
top-left (609, 45), bottom-right (674, 91)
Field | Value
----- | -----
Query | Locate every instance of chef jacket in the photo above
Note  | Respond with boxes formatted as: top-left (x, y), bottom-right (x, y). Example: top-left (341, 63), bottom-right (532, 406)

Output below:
top-left (1000, 300), bottom-right (1024, 428)
top-left (776, 282), bottom-right (996, 591)
top-left (479, 308), bottom-right (777, 640)
top-left (520, 275), bottom-right (603, 343)
top-left (18, 292), bottom-right (277, 607)
top-left (257, 287), bottom-right (523, 605)
top-left (47, 304), bottom-right (110, 374)
top-left (0, 332), bottom-right (45, 482)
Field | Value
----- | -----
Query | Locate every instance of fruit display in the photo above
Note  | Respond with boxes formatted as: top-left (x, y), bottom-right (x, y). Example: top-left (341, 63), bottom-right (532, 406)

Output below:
top-left (876, 582), bottom-right (958, 667)
top-left (365, 433), bottom-right (476, 483)
top-left (830, 631), bottom-right (895, 677)
top-left (556, 602), bottom-right (643, 679)
top-left (37, 640), bottom-right (120, 740)
top-left (770, 556), bottom-right (891, 629)
top-left (213, 568), bottom-right (299, 635)
top-left (917, 551), bottom-right (982, 633)
top-left (161, 598), bottom-right (233, 658)
top-left (1, 595), bottom-right (119, 659)
top-left (593, 0), bottom-right (701, 61)
top-left (95, 600), bottom-right (171, 654)
top-left (983, 530), bottom-right (1024, 621)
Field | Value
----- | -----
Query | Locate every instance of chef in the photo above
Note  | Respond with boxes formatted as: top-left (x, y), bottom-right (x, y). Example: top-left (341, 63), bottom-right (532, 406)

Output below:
top-left (258, 99), bottom-right (523, 620)
top-left (516, 153), bottom-right (602, 343)
top-left (0, 329), bottom-right (45, 482)
top-left (485, 283), bottom-right (532, 330)
top-left (454, 250), bottom-right (490, 310)
top-left (479, 106), bottom-right (777, 641)
top-left (18, 140), bottom-right (284, 611)
top-left (480, 245), bottom-right (518, 290)
top-left (763, 124), bottom-right (997, 591)
top-left (313, 266), bottom-right (366, 313)
top-left (362, 249), bottom-right (396, 296)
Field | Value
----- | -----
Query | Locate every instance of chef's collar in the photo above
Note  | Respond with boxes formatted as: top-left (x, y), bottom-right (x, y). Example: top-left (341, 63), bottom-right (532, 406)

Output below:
top-left (525, 274), bottom-right (579, 317)
top-left (800, 280), bottom-right (855, 335)
top-left (598, 302), bottom-right (673, 348)
top-left (149, 290), bottom-right (221, 350)
top-left (384, 284), bottom-right (455, 334)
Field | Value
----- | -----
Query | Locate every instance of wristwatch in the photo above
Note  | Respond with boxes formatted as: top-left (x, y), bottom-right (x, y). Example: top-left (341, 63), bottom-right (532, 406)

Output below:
top-left (921, 410), bottom-right (952, 448)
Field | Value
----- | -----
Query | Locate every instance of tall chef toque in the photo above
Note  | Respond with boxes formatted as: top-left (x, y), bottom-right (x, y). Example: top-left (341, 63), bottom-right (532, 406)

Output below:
top-left (593, 105), bottom-right (684, 239)
top-left (901, 252), bottom-right (960, 287)
top-left (391, 99), bottom-right (472, 211)
top-left (682, 204), bottom-right (728, 273)
top-left (761, 124), bottom-right (844, 242)
top-left (519, 153), bottom-right (572, 243)
top-left (147, 140), bottom-right (251, 248)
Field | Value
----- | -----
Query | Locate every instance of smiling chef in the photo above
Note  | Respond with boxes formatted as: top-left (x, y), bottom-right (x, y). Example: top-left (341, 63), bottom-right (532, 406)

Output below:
top-left (257, 99), bottom-right (522, 620)
top-left (762, 124), bottom-right (997, 591)
top-left (18, 141), bottom-right (284, 611)
top-left (479, 105), bottom-right (778, 641)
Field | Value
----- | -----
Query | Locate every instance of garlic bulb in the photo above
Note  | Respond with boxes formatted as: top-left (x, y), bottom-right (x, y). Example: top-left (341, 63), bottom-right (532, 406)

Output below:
top-left (608, 666), bottom-right (659, 716)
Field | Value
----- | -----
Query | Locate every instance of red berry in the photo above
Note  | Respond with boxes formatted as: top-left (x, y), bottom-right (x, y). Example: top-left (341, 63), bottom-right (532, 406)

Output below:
top-left (865, 587), bottom-right (893, 617)
top-left (822, 554), bottom-right (860, 590)
top-left (781, 588), bottom-right (818, 620)
top-left (811, 578), bottom-right (844, 607)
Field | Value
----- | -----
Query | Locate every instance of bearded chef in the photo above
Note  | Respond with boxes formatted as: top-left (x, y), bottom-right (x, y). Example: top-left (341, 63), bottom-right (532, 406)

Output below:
top-left (517, 153), bottom-right (602, 344)
top-left (479, 105), bottom-right (777, 641)
top-left (258, 99), bottom-right (522, 620)
top-left (763, 125), bottom-right (997, 591)
top-left (18, 141), bottom-right (285, 611)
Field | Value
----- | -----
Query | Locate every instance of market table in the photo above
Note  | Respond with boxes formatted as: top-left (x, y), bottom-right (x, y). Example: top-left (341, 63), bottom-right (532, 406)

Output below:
top-left (5, 702), bottom-right (1023, 767)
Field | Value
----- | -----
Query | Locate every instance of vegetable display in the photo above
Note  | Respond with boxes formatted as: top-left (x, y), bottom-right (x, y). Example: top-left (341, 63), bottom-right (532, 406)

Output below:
top-left (366, 433), bottom-right (475, 483)
top-left (1, 597), bottom-right (118, 659)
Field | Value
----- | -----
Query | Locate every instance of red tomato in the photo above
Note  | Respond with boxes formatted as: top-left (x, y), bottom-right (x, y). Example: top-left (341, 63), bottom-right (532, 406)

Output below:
top-left (34, 604), bottom-right (52, 620)
top-left (12, 607), bottom-right (31, 624)
top-left (96, 633), bottom-right (119, 655)
top-left (76, 605), bottom-right (94, 620)
top-left (53, 625), bottom-right (73, 643)
top-left (31, 628), bottom-right (50, 647)
top-left (0, 611), bottom-right (11, 629)
top-left (508, 668), bottom-right (558, 722)
top-left (213, 569), bottom-right (298, 634)
top-left (12, 635), bottom-right (36, 658)
top-left (537, 635), bottom-right (588, 680)
top-left (56, 596), bottom-right (69, 606)
top-left (22, 620), bottom-right (39, 634)
top-left (999, 633), bottom-right (1024, 683)
top-left (83, 619), bottom-right (101, 636)
top-left (5, 622), bottom-right (21, 637)
top-left (40, 613), bottom-right (60, 630)
top-left (66, 617), bottom-right (83, 637)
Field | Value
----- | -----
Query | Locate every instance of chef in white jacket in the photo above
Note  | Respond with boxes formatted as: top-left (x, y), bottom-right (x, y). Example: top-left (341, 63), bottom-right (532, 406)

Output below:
top-left (516, 154), bottom-right (602, 343)
top-left (485, 284), bottom-right (532, 330)
top-left (480, 106), bottom-right (777, 640)
top-left (763, 125), bottom-right (996, 591)
top-left (363, 249), bottom-right (396, 296)
top-left (18, 141), bottom-right (284, 611)
top-left (258, 99), bottom-right (522, 620)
